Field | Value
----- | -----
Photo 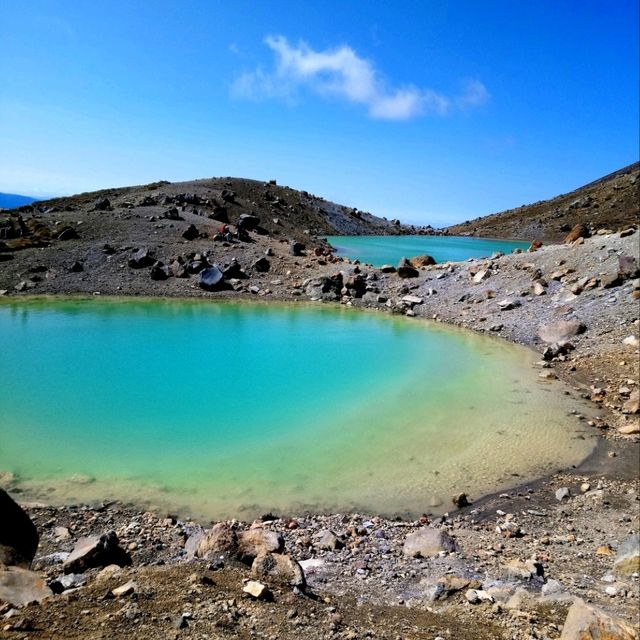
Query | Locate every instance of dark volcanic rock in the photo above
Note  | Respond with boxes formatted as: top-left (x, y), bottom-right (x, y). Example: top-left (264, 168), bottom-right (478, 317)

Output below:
top-left (252, 257), bottom-right (271, 273)
top-left (93, 197), bottom-right (112, 211)
top-left (0, 489), bottom-right (39, 567)
top-left (198, 265), bottom-right (224, 290)
top-left (57, 226), bottom-right (79, 241)
top-left (150, 262), bottom-right (170, 280)
top-left (63, 531), bottom-right (131, 574)
top-left (222, 259), bottom-right (248, 279)
top-left (163, 208), bottom-right (183, 221)
top-left (128, 247), bottom-right (155, 268)
top-left (182, 224), bottom-right (199, 240)
top-left (209, 206), bottom-right (228, 222)
top-left (238, 214), bottom-right (260, 231)
top-left (397, 258), bottom-right (419, 278)
top-left (289, 241), bottom-right (305, 256)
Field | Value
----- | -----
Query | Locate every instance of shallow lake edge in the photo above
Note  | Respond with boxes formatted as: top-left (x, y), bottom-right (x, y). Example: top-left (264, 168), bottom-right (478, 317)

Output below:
top-left (1, 291), bottom-right (624, 522)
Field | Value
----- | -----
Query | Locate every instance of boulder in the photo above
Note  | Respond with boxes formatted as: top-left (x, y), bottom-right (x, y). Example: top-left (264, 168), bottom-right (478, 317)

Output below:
top-left (94, 198), bottom-right (112, 211)
top-left (600, 272), bottom-right (623, 289)
top-left (163, 208), bottom-right (183, 220)
top-left (195, 523), bottom-right (238, 559)
top-left (409, 255), bottom-right (436, 268)
top-left (238, 214), bottom-right (260, 231)
top-left (564, 224), bottom-right (590, 244)
top-left (150, 262), bottom-right (170, 280)
top-left (63, 532), bottom-right (131, 574)
top-left (613, 533), bottom-right (639, 576)
top-left (289, 241), bottom-right (305, 256)
top-left (619, 255), bottom-right (639, 280)
top-left (532, 281), bottom-right (546, 296)
top-left (128, 248), bottom-right (155, 269)
top-left (209, 206), bottom-right (228, 222)
top-left (397, 258), bottom-right (419, 278)
top-left (48, 573), bottom-right (86, 594)
top-left (57, 226), bottom-right (79, 240)
top-left (379, 264), bottom-right (396, 273)
top-left (622, 390), bottom-right (639, 414)
top-left (402, 528), bottom-right (457, 558)
top-left (306, 274), bottom-right (343, 300)
top-left (473, 269), bottom-right (491, 283)
top-left (501, 558), bottom-right (543, 581)
top-left (0, 567), bottom-right (53, 606)
top-left (538, 320), bottom-right (585, 346)
top-left (560, 599), bottom-right (637, 640)
top-left (169, 260), bottom-right (187, 278)
top-left (452, 492), bottom-right (470, 508)
top-left (0, 490), bottom-right (39, 567)
top-left (243, 580), bottom-right (271, 600)
top-left (252, 257), bottom-right (271, 273)
top-left (237, 529), bottom-right (284, 562)
top-left (315, 530), bottom-right (343, 551)
top-left (198, 265), bottom-right (224, 291)
top-left (182, 224), bottom-right (199, 240)
top-left (251, 552), bottom-right (305, 588)
top-left (222, 259), bottom-right (248, 279)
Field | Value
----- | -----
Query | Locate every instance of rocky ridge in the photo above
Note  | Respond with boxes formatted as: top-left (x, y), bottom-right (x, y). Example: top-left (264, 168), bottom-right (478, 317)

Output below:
top-left (446, 162), bottom-right (639, 242)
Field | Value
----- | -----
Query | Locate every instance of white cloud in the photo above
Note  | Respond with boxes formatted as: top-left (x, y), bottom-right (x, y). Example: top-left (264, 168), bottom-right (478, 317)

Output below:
top-left (231, 36), bottom-right (489, 121)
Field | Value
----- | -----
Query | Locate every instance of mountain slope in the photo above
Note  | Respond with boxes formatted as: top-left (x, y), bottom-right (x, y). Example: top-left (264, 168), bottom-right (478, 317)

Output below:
top-left (0, 192), bottom-right (37, 209)
top-left (446, 162), bottom-right (639, 242)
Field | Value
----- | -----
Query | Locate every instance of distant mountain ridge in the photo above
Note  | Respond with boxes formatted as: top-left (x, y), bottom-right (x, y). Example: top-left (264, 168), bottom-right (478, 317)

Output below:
top-left (0, 193), bottom-right (38, 209)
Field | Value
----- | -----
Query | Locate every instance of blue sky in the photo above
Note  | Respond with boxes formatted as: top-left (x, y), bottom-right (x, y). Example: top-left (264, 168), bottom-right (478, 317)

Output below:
top-left (1, 1), bottom-right (638, 225)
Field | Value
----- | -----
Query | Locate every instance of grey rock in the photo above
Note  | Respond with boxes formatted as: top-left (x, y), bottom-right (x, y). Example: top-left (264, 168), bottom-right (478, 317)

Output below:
top-left (0, 567), bottom-right (53, 606)
top-left (538, 320), bottom-right (585, 346)
top-left (402, 528), bottom-right (457, 558)
top-left (560, 599), bottom-right (637, 639)
top-left (613, 533), bottom-right (639, 577)
top-left (315, 530), bottom-right (343, 551)
top-left (63, 531), bottom-right (131, 574)
top-left (182, 224), bottom-right (199, 240)
top-left (251, 552), bottom-right (305, 588)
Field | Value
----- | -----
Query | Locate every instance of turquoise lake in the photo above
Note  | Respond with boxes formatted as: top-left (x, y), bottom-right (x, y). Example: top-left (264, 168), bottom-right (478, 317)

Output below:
top-left (0, 299), bottom-right (595, 520)
top-left (325, 235), bottom-right (531, 266)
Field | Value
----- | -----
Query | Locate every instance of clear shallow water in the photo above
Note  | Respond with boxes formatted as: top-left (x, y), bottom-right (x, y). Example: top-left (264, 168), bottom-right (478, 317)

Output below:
top-left (326, 235), bottom-right (531, 267)
top-left (0, 298), bottom-right (595, 520)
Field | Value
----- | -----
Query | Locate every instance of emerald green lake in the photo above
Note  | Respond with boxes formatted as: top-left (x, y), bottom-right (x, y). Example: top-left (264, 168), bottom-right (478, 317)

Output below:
top-left (325, 235), bottom-right (531, 266)
top-left (0, 298), bottom-right (595, 520)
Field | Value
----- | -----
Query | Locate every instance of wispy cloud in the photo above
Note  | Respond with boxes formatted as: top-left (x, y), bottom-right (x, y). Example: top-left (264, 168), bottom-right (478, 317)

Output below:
top-left (231, 36), bottom-right (489, 121)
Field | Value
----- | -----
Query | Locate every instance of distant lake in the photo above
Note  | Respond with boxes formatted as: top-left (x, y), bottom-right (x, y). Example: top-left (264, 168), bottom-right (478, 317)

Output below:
top-left (0, 298), bottom-right (594, 520)
top-left (325, 235), bottom-right (531, 266)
